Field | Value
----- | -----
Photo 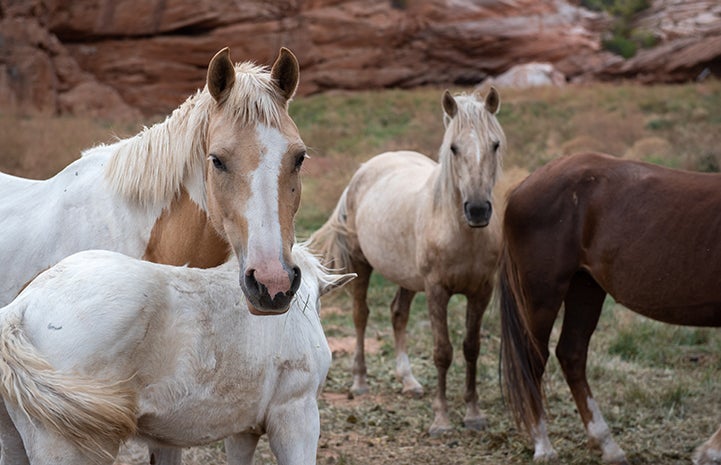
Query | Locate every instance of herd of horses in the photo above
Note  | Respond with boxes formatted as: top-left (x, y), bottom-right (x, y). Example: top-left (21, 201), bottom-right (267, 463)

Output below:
top-left (0, 47), bottom-right (718, 465)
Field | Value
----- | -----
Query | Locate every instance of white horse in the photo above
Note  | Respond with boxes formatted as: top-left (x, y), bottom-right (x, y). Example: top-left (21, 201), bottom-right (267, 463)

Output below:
top-left (0, 245), bottom-right (354, 465)
top-left (0, 47), bottom-right (307, 464)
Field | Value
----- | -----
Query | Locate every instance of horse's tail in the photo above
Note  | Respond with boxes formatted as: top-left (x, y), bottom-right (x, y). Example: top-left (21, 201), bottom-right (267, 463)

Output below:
top-left (306, 186), bottom-right (355, 274)
top-left (498, 241), bottom-right (545, 435)
top-left (0, 308), bottom-right (137, 457)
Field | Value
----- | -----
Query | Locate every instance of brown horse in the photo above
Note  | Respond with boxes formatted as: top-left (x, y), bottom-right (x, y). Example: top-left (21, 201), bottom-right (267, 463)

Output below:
top-left (499, 151), bottom-right (721, 465)
top-left (309, 88), bottom-right (505, 435)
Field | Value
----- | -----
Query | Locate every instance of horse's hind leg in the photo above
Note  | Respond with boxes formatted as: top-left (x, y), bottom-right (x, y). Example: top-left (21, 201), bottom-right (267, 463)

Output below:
top-left (350, 261), bottom-right (373, 396)
top-left (390, 286), bottom-right (422, 397)
top-left (694, 424), bottom-right (721, 465)
top-left (462, 281), bottom-right (493, 431)
top-left (557, 271), bottom-right (627, 465)
top-left (0, 402), bottom-right (29, 465)
top-left (225, 433), bottom-right (261, 465)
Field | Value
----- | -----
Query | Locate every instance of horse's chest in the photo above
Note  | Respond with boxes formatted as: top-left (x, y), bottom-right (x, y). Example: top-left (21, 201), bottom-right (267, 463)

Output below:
top-left (419, 230), bottom-right (499, 287)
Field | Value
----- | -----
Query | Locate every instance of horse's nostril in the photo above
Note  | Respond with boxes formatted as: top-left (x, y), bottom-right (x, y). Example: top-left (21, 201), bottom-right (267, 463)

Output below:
top-left (289, 266), bottom-right (302, 295)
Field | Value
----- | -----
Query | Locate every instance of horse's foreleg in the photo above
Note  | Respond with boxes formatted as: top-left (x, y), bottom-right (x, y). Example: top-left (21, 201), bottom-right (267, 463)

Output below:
top-left (390, 287), bottom-right (422, 397)
top-left (426, 284), bottom-right (453, 436)
top-left (694, 424), bottom-right (721, 465)
top-left (225, 433), bottom-right (261, 465)
top-left (462, 285), bottom-right (492, 431)
top-left (266, 397), bottom-right (320, 465)
top-left (557, 272), bottom-right (627, 465)
top-left (350, 262), bottom-right (373, 396)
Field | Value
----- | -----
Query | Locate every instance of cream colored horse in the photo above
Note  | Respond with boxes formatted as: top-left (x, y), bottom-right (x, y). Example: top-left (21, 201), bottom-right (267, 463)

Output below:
top-left (0, 246), bottom-right (353, 465)
top-left (0, 48), bottom-right (306, 465)
top-left (309, 88), bottom-right (505, 434)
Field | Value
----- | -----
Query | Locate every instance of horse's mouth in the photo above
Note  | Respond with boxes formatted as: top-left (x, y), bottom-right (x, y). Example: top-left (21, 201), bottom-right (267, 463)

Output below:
top-left (245, 291), bottom-right (294, 315)
top-left (467, 220), bottom-right (490, 228)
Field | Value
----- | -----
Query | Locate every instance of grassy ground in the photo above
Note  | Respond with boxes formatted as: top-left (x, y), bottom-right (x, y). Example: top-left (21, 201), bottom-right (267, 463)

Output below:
top-left (2, 80), bottom-right (721, 464)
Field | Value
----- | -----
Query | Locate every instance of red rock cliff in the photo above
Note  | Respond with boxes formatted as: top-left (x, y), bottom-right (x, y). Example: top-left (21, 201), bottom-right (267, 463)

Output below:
top-left (1, 0), bottom-right (719, 117)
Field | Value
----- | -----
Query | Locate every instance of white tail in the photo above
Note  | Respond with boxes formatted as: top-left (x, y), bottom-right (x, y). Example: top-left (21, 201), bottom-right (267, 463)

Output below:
top-left (0, 312), bottom-right (138, 457)
top-left (306, 187), bottom-right (355, 274)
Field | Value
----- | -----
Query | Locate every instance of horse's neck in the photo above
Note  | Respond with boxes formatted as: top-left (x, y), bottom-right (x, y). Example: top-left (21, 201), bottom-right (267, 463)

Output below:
top-left (143, 189), bottom-right (230, 268)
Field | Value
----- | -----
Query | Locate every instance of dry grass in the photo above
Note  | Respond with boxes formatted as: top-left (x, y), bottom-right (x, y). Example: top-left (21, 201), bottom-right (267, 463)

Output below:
top-left (2, 79), bottom-right (721, 464)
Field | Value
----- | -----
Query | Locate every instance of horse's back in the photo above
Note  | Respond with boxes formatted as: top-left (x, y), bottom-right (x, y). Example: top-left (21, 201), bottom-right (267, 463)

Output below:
top-left (505, 151), bottom-right (721, 325)
top-left (14, 250), bottom-right (169, 372)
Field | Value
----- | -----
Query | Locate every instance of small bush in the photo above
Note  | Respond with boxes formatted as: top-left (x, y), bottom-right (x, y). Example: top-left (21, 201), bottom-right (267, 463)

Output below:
top-left (603, 34), bottom-right (638, 59)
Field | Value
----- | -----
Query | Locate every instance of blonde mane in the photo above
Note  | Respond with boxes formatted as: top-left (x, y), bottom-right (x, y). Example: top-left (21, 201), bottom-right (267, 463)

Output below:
top-left (436, 93), bottom-right (506, 204)
top-left (104, 62), bottom-right (286, 210)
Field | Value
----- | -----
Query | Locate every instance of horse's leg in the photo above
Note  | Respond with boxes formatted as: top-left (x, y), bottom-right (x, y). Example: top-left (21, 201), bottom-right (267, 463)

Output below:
top-left (556, 271), bottom-right (627, 465)
top-left (148, 446), bottom-right (182, 465)
top-left (461, 282), bottom-right (492, 431)
top-left (426, 283), bottom-right (453, 436)
top-left (10, 409), bottom-right (116, 465)
top-left (0, 401), bottom-right (30, 465)
top-left (266, 398), bottom-right (320, 465)
top-left (225, 433), bottom-right (261, 465)
top-left (515, 287), bottom-right (565, 461)
top-left (390, 286), bottom-right (422, 397)
top-left (350, 261), bottom-right (373, 396)
top-left (694, 423), bottom-right (721, 465)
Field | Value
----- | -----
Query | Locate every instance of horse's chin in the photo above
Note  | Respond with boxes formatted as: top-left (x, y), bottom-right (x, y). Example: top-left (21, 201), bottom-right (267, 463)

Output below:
top-left (244, 294), bottom-right (293, 316)
top-left (465, 219), bottom-right (490, 229)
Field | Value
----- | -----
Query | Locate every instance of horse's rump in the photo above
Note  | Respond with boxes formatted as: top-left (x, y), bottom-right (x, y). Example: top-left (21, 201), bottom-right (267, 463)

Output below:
top-left (0, 310), bottom-right (137, 457)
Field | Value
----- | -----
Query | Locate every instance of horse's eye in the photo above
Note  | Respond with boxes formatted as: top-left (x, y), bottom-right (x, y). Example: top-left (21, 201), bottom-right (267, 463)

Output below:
top-left (209, 154), bottom-right (227, 172)
top-left (450, 144), bottom-right (459, 156)
top-left (492, 140), bottom-right (500, 152)
top-left (294, 151), bottom-right (308, 171)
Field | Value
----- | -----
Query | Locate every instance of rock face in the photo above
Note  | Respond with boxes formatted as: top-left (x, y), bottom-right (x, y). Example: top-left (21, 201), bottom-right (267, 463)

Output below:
top-left (1, 0), bottom-right (719, 117)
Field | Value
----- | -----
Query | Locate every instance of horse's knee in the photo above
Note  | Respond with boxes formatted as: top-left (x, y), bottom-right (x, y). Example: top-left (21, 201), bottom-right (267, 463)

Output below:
top-left (433, 344), bottom-right (453, 369)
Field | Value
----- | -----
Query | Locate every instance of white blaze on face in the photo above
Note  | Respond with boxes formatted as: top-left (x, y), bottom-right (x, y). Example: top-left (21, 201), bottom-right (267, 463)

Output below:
top-left (470, 130), bottom-right (481, 164)
top-left (245, 123), bottom-right (290, 297)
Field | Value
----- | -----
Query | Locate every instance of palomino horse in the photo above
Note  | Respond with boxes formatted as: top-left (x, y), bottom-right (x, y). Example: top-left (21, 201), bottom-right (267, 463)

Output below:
top-left (499, 151), bottom-right (721, 464)
top-left (0, 48), bottom-right (306, 464)
top-left (309, 88), bottom-right (505, 434)
top-left (0, 245), bottom-right (355, 465)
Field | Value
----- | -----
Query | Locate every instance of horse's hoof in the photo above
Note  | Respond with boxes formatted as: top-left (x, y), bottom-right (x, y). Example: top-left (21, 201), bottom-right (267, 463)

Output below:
top-left (401, 385), bottom-right (424, 398)
top-left (533, 450), bottom-right (558, 463)
top-left (428, 422), bottom-right (453, 437)
top-left (349, 384), bottom-right (369, 397)
top-left (463, 416), bottom-right (488, 432)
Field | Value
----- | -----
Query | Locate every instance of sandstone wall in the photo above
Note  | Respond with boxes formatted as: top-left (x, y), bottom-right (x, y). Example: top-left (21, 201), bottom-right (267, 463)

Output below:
top-left (0, 0), bottom-right (719, 117)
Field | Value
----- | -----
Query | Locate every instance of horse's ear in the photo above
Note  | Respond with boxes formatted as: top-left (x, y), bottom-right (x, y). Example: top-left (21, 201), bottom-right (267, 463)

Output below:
top-left (207, 47), bottom-right (236, 104)
top-left (485, 86), bottom-right (501, 115)
top-left (320, 272), bottom-right (356, 297)
top-left (442, 90), bottom-right (458, 119)
top-left (271, 47), bottom-right (300, 102)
